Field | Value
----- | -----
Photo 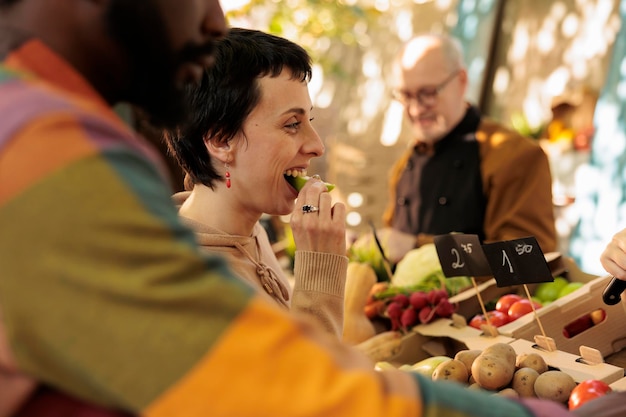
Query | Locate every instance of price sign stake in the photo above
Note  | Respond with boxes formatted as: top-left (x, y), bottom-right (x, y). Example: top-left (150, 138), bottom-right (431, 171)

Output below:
top-left (433, 234), bottom-right (492, 278)
top-left (433, 234), bottom-right (496, 336)
top-left (481, 236), bottom-right (553, 287)
top-left (482, 236), bottom-right (555, 350)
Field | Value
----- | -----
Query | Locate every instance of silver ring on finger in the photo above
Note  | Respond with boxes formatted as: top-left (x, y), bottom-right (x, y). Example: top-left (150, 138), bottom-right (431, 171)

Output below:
top-left (301, 204), bottom-right (319, 214)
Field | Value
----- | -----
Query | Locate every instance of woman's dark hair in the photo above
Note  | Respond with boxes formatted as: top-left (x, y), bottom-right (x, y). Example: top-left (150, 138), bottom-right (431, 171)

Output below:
top-left (164, 27), bottom-right (312, 189)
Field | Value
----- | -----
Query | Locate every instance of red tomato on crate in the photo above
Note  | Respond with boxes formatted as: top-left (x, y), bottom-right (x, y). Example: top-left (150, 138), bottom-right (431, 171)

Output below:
top-left (495, 293), bottom-right (523, 314)
top-left (568, 379), bottom-right (612, 410)
top-left (469, 310), bottom-right (509, 329)
top-left (507, 299), bottom-right (541, 321)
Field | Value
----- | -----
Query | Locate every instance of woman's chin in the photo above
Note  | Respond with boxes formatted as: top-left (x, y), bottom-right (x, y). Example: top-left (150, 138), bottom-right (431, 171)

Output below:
top-left (266, 204), bottom-right (293, 217)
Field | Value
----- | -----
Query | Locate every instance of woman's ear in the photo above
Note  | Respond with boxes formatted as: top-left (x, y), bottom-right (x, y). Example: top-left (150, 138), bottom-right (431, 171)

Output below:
top-left (203, 135), bottom-right (232, 163)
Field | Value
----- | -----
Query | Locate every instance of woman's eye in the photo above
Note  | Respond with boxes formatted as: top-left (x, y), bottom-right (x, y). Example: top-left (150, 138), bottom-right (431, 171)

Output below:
top-left (285, 121), bottom-right (301, 129)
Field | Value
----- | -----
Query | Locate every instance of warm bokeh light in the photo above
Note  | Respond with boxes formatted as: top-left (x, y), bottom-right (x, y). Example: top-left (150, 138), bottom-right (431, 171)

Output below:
top-left (220, 0), bottom-right (251, 13)
top-left (380, 101), bottom-right (405, 146)
top-left (347, 192), bottom-right (365, 208)
top-left (346, 211), bottom-right (363, 227)
top-left (492, 67), bottom-right (510, 95)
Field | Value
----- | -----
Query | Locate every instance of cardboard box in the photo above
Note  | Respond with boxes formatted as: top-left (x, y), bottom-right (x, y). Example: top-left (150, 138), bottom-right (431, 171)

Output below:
top-left (510, 339), bottom-right (623, 384)
top-left (388, 319), bottom-right (623, 385)
top-left (448, 252), bottom-right (569, 320)
top-left (610, 377), bottom-right (626, 391)
top-left (388, 318), bottom-right (515, 366)
top-left (497, 274), bottom-right (626, 358)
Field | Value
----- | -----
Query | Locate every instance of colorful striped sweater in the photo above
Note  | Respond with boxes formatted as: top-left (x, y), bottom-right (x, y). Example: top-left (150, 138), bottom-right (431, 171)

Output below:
top-left (0, 36), bottom-right (568, 417)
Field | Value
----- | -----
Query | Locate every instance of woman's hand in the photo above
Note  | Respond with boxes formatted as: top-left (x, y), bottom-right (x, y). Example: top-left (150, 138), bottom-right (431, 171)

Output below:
top-left (290, 178), bottom-right (346, 256)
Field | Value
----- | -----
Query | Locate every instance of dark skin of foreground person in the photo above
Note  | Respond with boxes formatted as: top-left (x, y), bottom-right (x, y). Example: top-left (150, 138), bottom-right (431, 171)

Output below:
top-left (0, 0), bottom-right (625, 416)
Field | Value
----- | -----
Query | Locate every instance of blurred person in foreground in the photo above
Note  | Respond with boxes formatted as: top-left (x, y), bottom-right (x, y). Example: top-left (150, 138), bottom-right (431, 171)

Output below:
top-left (165, 28), bottom-right (347, 338)
top-left (0, 1), bottom-right (580, 416)
top-left (367, 33), bottom-right (556, 264)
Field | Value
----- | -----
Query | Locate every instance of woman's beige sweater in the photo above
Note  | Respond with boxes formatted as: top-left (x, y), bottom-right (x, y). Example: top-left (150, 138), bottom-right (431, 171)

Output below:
top-left (175, 206), bottom-right (347, 338)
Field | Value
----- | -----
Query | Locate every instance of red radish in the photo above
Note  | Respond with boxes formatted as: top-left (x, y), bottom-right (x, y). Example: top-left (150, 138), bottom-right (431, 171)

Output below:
top-left (427, 289), bottom-right (447, 305)
top-left (409, 291), bottom-right (428, 310)
top-left (435, 298), bottom-right (455, 317)
top-left (392, 293), bottom-right (410, 308)
top-left (386, 301), bottom-right (404, 330)
top-left (401, 307), bottom-right (418, 330)
top-left (385, 301), bottom-right (403, 319)
top-left (418, 306), bottom-right (434, 324)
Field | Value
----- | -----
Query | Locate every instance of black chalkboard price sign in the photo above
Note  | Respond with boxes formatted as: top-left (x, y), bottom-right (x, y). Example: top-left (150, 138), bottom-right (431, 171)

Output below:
top-left (433, 233), bottom-right (492, 278)
top-left (481, 236), bottom-right (553, 287)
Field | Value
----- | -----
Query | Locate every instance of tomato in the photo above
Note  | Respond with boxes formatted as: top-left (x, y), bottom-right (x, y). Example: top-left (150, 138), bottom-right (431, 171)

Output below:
top-left (495, 293), bottom-right (523, 314)
top-left (469, 310), bottom-right (509, 329)
top-left (568, 379), bottom-right (612, 410)
top-left (507, 299), bottom-right (541, 321)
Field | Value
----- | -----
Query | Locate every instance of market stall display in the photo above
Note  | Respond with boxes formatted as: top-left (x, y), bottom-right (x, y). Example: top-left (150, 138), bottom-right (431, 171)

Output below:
top-left (346, 232), bottom-right (626, 412)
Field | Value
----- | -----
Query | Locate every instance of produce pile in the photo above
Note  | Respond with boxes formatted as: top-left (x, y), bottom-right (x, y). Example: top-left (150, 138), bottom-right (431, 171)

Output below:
top-left (355, 247), bottom-right (586, 334)
top-left (467, 277), bottom-right (597, 333)
top-left (533, 277), bottom-right (584, 304)
top-left (376, 343), bottom-right (614, 410)
top-left (366, 287), bottom-right (455, 331)
top-left (347, 237), bottom-right (618, 411)
top-left (354, 244), bottom-right (472, 332)
top-left (468, 293), bottom-right (542, 330)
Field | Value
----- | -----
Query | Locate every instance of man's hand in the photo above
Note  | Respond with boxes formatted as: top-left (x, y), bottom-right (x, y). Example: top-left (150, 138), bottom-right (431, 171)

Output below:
top-left (600, 228), bottom-right (626, 280)
top-left (353, 227), bottom-right (416, 265)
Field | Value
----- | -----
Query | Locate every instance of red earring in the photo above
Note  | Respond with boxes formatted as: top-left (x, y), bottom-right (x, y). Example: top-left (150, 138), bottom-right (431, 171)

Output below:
top-left (225, 162), bottom-right (231, 188)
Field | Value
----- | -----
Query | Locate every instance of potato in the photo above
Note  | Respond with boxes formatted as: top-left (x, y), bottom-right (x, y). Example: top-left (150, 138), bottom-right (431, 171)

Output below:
top-left (512, 367), bottom-right (539, 397)
top-left (516, 352), bottom-right (548, 374)
top-left (454, 349), bottom-right (482, 376)
top-left (432, 359), bottom-right (469, 384)
top-left (471, 354), bottom-right (515, 390)
top-left (497, 388), bottom-right (519, 398)
top-left (468, 382), bottom-right (483, 390)
top-left (533, 370), bottom-right (576, 403)
top-left (482, 343), bottom-right (516, 367)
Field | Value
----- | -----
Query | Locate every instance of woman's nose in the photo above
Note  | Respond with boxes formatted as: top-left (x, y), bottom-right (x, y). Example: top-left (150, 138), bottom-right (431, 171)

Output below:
top-left (304, 127), bottom-right (324, 157)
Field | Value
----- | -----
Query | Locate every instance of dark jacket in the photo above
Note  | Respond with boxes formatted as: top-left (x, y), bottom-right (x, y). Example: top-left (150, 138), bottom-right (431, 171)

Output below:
top-left (383, 106), bottom-right (557, 253)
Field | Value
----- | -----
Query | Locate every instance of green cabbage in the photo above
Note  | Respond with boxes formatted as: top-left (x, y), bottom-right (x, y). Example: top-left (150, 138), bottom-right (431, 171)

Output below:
top-left (392, 244), bottom-right (471, 296)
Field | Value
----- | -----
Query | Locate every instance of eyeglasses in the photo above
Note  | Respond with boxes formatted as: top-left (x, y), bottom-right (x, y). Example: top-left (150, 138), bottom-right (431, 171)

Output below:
top-left (392, 70), bottom-right (461, 107)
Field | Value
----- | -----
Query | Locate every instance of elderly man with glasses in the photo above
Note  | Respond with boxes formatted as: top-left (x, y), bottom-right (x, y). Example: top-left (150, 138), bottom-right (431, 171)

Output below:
top-left (377, 33), bottom-right (556, 264)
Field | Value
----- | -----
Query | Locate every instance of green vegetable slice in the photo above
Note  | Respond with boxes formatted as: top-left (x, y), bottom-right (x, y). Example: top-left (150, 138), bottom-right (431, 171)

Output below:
top-left (285, 175), bottom-right (335, 192)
